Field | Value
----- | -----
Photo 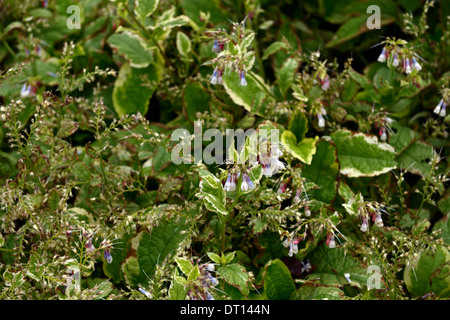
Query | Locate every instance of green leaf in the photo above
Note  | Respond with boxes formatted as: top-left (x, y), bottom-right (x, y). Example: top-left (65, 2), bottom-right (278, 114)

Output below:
top-left (112, 62), bottom-right (161, 116)
top-left (107, 31), bottom-right (153, 68)
top-left (202, 193), bottom-right (228, 215)
top-left (281, 130), bottom-right (318, 165)
top-left (240, 32), bottom-right (255, 50)
top-left (159, 15), bottom-right (190, 28)
top-left (326, 15), bottom-right (368, 48)
top-left (222, 71), bottom-right (273, 116)
top-left (207, 252), bottom-right (221, 264)
top-left (135, 0), bottom-right (159, 23)
top-left (277, 57), bottom-right (299, 96)
top-left (307, 246), bottom-right (368, 288)
top-left (331, 129), bottom-right (396, 177)
top-left (263, 259), bottom-right (296, 300)
top-left (262, 41), bottom-right (290, 60)
top-left (169, 276), bottom-right (187, 300)
top-left (175, 257), bottom-right (194, 276)
top-left (176, 31), bottom-right (192, 57)
top-left (183, 81), bottom-right (210, 121)
top-left (348, 68), bottom-right (377, 103)
top-left (217, 263), bottom-right (249, 296)
top-left (404, 246), bottom-right (450, 298)
top-left (291, 285), bottom-right (344, 300)
top-left (302, 140), bottom-right (339, 203)
top-left (396, 140), bottom-right (434, 177)
top-left (433, 214), bottom-right (449, 245)
top-left (389, 121), bottom-right (419, 151)
top-left (187, 265), bottom-right (201, 281)
top-left (123, 219), bottom-right (187, 286)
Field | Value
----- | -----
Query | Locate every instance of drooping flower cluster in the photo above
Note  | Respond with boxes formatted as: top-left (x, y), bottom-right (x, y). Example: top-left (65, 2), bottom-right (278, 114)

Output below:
top-left (325, 232), bottom-right (336, 248)
top-left (377, 39), bottom-right (422, 74)
top-left (100, 239), bottom-right (113, 264)
top-left (358, 202), bottom-right (387, 233)
top-left (186, 263), bottom-right (219, 300)
top-left (223, 171), bottom-right (256, 192)
top-left (258, 144), bottom-right (285, 177)
top-left (283, 234), bottom-right (300, 257)
top-left (434, 99), bottom-right (447, 117)
top-left (375, 114), bottom-right (394, 142)
top-left (205, 18), bottom-right (253, 87)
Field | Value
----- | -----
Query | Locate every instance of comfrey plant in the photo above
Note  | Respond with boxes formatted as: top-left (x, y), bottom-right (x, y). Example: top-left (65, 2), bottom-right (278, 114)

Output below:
top-left (0, 0), bottom-right (449, 302)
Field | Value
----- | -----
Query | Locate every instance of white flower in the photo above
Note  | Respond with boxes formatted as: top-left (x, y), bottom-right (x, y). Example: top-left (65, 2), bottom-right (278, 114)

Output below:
top-left (377, 47), bottom-right (387, 63)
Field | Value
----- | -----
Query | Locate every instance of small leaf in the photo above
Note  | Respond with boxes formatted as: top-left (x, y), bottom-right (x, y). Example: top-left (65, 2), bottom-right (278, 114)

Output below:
top-left (135, 0), bottom-right (159, 23)
top-left (207, 252), bottom-right (221, 264)
top-left (176, 31), bottom-right (192, 57)
top-left (281, 130), bottom-right (318, 165)
top-left (262, 41), bottom-right (290, 60)
top-left (175, 257), bottom-right (194, 276)
top-left (278, 57), bottom-right (299, 96)
top-left (240, 32), bottom-right (255, 50)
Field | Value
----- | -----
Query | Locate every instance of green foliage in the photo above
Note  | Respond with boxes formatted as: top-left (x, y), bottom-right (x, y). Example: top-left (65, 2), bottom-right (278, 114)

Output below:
top-left (0, 0), bottom-right (449, 301)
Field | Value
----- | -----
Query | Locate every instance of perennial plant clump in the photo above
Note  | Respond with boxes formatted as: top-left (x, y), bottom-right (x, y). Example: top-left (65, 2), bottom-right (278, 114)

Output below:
top-left (0, 0), bottom-right (449, 300)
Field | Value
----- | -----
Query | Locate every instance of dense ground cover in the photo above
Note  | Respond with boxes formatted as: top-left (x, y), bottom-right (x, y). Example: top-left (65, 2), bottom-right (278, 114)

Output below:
top-left (0, 0), bottom-right (449, 300)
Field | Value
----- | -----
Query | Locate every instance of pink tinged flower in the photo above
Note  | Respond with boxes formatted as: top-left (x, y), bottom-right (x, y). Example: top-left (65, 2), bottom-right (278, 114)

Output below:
top-left (224, 173), bottom-right (236, 191)
top-left (85, 242), bottom-right (95, 255)
top-left (326, 233), bottom-right (336, 249)
top-left (378, 47), bottom-right (387, 63)
top-left (239, 70), bottom-right (247, 86)
top-left (434, 99), bottom-right (444, 115)
top-left (277, 182), bottom-right (286, 194)
top-left (241, 176), bottom-right (249, 191)
top-left (293, 189), bottom-right (301, 203)
top-left (360, 217), bottom-right (369, 232)
top-left (379, 127), bottom-right (387, 141)
top-left (305, 206), bottom-right (311, 217)
top-left (321, 75), bottom-right (330, 90)
top-left (405, 58), bottom-right (411, 74)
top-left (262, 163), bottom-right (272, 176)
top-left (289, 239), bottom-right (299, 257)
top-left (412, 57), bottom-right (422, 71)
top-left (392, 52), bottom-right (399, 67)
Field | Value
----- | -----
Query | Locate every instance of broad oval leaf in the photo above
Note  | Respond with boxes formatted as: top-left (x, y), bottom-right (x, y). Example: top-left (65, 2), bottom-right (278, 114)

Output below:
top-left (331, 129), bottom-right (396, 177)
